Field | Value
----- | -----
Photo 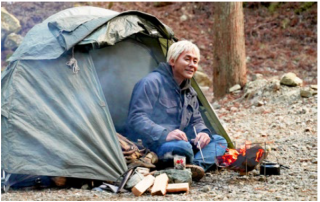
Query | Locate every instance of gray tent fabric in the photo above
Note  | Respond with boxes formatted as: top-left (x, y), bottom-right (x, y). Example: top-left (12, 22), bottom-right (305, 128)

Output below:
top-left (2, 51), bottom-right (127, 181)
top-left (8, 7), bottom-right (173, 62)
top-left (1, 6), bottom-right (175, 182)
top-left (8, 7), bottom-right (119, 62)
top-left (91, 37), bottom-right (166, 133)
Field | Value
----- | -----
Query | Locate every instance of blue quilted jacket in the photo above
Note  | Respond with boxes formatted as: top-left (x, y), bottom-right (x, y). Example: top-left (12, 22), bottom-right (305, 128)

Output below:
top-left (125, 62), bottom-right (212, 151)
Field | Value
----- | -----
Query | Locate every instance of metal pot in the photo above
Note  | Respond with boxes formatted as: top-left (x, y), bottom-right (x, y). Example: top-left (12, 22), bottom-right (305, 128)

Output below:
top-left (260, 162), bottom-right (280, 175)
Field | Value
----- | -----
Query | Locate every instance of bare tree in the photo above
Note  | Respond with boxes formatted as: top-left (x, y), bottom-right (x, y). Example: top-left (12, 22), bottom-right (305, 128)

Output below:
top-left (213, 2), bottom-right (247, 99)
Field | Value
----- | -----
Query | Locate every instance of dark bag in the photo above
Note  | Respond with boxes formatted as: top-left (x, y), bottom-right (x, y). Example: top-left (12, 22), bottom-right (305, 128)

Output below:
top-left (3, 173), bottom-right (53, 191)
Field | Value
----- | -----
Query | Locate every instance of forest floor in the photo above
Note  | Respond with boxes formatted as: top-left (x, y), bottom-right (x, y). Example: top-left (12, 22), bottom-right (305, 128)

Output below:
top-left (2, 73), bottom-right (318, 201)
top-left (1, 2), bottom-right (318, 201)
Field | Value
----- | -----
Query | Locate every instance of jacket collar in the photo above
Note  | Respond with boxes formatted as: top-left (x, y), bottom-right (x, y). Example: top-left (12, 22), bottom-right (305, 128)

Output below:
top-left (154, 62), bottom-right (193, 93)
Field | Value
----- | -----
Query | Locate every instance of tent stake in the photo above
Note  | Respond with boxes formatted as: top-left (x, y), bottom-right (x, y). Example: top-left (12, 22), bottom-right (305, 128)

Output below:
top-left (116, 168), bottom-right (133, 193)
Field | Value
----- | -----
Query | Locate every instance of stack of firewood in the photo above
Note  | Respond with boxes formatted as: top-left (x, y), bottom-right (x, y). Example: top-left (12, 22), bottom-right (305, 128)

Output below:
top-left (132, 173), bottom-right (189, 196)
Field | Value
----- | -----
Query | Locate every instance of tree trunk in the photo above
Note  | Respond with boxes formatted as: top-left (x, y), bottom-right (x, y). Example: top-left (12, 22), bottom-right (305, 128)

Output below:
top-left (213, 2), bottom-right (247, 99)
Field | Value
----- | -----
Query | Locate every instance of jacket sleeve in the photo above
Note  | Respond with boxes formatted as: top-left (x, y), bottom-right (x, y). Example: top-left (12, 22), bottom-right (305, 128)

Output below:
top-left (190, 96), bottom-right (212, 137)
top-left (126, 77), bottom-right (169, 146)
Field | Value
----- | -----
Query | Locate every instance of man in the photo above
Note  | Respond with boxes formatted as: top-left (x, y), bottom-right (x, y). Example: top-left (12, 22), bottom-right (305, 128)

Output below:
top-left (126, 40), bottom-right (227, 181)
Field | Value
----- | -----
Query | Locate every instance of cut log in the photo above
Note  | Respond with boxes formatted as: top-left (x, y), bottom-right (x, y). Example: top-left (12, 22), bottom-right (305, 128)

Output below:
top-left (151, 173), bottom-right (169, 195)
top-left (132, 175), bottom-right (155, 196)
top-left (166, 183), bottom-right (189, 194)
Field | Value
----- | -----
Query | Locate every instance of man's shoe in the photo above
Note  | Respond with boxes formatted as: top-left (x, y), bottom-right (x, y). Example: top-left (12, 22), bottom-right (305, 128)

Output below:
top-left (52, 177), bottom-right (67, 187)
top-left (186, 164), bottom-right (205, 182)
top-left (127, 159), bottom-right (156, 170)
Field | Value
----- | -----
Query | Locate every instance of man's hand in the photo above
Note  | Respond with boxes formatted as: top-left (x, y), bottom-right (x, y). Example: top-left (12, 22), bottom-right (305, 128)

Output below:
top-left (192, 132), bottom-right (210, 149)
top-left (166, 129), bottom-right (188, 142)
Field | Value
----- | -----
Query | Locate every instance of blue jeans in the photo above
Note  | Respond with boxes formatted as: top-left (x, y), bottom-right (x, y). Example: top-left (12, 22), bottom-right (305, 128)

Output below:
top-left (156, 134), bottom-right (227, 171)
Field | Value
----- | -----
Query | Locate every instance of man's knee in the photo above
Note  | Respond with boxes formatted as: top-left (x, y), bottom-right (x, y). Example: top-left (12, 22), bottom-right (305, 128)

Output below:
top-left (207, 135), bottom-right (228, 156)
top-left (170, 140), bottom-right (193, 156)
top-left (157, 140), bottom-right (193, 159)
top-left (174, 140), bottom-right (192, 149)
top-left (212, 134), bottom-right (228, 146)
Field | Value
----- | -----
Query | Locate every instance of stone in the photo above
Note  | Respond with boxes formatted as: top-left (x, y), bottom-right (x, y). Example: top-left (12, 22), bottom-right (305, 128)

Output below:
top-left (270, 79), bottom-right (281, 91)
top-left (304, 127), bottom-right (311, 132)
top-left (280, 88), bottom-right (301, 102)
top-left (245, 79), bottom-right (268, 91)
top-left (81, 184), bottom-right (90, 190)
top-left (257, 100), bottom-right (264, 106)
top-left (194, 70), bottom-right (212, 87)
top-left (300, 88), bottom-right (312, 98)
top-left (153, 2), bottom-right (172, 7)
top-left (280, 72), bottom-right (303, 87)
top-left (211, 102), bottom-right (221, 109)
top-left (216, 195), bottom-right (223, 199)
top-left (233, 90), bottom-right (242, 94)
top-left (4, 33), bottom-right (23, 50)
top-left (229, 84), bottom-right (241, 92)
top-left (260, 131), bottom-right (267, 137)
top-left (310, 85), bottom-right (317, 90)
top-left (230, 107), bottom-right (238, 112)
top-left (252, 74), bottom-right (263, 81)
top-left (300, 87), bottom-right (314, 98)
top-left (154, 169), bottom-right (192, 185)
top-left (200, 86), bottom-right (209, 91)
top-left (219, 108), bottom-right (227, 114)
top-left (180, 14), bottom-right (188, 21)
top-left (201, 185), bottom-right (211, 192)
top-left (309, 174), bottom-right (317, 179)
top-left (300, 107), bottom-right (308, 114)
top-left (255, 194), bottom-right (262, 198)
top-left (1, 7), bottom-right (21, 42)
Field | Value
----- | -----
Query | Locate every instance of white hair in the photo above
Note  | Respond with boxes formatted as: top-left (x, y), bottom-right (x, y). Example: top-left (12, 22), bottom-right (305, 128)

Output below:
top-left (166, 40), bottom-right (200, 63)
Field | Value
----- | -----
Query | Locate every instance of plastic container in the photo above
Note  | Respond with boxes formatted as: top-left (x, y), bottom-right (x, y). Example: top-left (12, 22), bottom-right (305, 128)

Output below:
top-left (174, 155), bottom-right (186, 170)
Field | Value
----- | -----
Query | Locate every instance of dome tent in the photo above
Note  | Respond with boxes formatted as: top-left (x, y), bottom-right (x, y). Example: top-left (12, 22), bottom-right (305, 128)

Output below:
top-left (1, 6), bottom-right (232, 186)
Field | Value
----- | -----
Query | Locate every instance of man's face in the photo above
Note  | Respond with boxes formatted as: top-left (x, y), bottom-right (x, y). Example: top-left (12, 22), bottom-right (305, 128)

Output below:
top-left (169, 49), bottom-right (199, 84)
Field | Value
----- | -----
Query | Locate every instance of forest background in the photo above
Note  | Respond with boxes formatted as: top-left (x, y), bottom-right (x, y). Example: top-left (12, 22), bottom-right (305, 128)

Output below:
top-left (1, 2), bottom-right (317, 101)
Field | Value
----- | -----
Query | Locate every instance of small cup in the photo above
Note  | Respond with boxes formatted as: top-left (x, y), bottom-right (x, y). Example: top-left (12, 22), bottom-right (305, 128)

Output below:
top-left (174, 155), bottom-right (186, 170)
